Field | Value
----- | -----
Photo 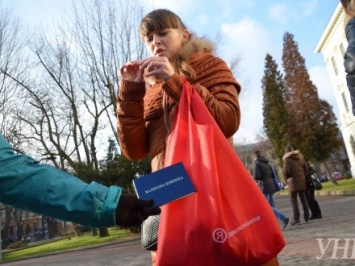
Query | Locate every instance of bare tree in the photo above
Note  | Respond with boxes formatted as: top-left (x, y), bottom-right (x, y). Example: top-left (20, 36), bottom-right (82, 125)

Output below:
top-left (1, 0), bottom-right (148, 237)
top-left (0, 4), bottom-right (27, 139)
top-left (2, 0), bottom-right (147, 171)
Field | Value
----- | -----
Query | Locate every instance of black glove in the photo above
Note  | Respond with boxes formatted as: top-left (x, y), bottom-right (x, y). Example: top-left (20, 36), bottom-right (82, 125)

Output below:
top-left (115, 193), bottom-right (161, 227)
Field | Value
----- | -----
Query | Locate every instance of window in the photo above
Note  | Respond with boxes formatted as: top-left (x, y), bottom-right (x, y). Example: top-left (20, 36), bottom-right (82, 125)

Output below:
top-left (331, 56), bottom-right (338, 75)
top-left (340, 43), bottom-right (346, 56)
top-left (351, 135), bottom-right (355, 157)
top-left (342, 92), bottom-right (349, 113)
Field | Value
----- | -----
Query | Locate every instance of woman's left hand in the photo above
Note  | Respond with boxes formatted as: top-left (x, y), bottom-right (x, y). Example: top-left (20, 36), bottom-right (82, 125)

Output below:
top-left (120, 60), bottom-right (145, 82)
top-left (141, 56), bottom-right (175, 82)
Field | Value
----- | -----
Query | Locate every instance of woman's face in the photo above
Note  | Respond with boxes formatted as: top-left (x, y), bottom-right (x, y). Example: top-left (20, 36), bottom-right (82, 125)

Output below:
top-left (143, 28), bottom-right (189, 59)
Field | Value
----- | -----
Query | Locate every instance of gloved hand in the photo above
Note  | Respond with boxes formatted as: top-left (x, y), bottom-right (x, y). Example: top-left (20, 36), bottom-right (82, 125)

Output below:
top-left (115, 193), bottom-right (161, 227)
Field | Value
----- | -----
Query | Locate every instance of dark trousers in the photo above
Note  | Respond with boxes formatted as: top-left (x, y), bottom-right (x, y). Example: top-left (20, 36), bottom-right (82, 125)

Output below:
top-left (306, 186), bottom-right (322, 218)
top-left (290, 190), bottom-right (309, 222)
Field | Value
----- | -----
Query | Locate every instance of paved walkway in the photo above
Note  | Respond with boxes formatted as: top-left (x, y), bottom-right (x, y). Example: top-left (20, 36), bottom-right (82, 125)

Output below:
top-left (2, 194), bottom-right (355, 265)
top-left (276, 194), bottom-right (355, 265)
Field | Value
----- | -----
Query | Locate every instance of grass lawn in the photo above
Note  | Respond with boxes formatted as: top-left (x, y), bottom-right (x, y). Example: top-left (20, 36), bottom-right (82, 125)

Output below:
top-left (2, 228), bottom-right (137, 262)
top-left (319, 178), bottom-right (355, 191)
top-left (278, 177), bottom-right (355, 195)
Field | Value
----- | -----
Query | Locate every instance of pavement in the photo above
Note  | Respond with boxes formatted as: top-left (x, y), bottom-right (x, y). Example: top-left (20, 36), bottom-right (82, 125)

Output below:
top-left (1, 193), bottom-right (355, 266)
top-left (276, 193), bottom-right (355, 266)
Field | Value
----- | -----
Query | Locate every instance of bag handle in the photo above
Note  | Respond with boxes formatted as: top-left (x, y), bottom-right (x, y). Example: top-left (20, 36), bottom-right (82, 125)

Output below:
top-left (182, 79), bottom-right (221, 126)
top-left (172, 79), bottom-right (193, 129)
top-left (175, 79), bottom-right (223, 128)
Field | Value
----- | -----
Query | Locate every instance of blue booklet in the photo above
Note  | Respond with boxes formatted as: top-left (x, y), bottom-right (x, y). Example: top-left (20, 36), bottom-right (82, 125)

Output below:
top-left (133, 162), bottom-right (196, 207)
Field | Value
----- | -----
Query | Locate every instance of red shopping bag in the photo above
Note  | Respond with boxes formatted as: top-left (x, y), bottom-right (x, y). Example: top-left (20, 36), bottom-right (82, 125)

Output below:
top-left (156, 80), bottom-right (285, 266)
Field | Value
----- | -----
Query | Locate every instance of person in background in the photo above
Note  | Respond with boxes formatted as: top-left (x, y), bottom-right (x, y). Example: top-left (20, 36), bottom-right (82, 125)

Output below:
top-left (253, 150), bottom-right (290, 231)
top-left (304, 159), bottom-right (322, 219)
top-left (116, 8), bottom-right (243, 266)
top-left (0, 133), bottom-right (160, 228)
top-left (341, 0), bottom-right (355, 116)
top-left (283, 145), bottom-right (309, 226)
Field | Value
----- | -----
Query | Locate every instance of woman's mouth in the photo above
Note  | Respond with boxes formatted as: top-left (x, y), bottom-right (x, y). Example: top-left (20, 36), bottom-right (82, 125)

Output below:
top-left (155, 49), bottom-right (165, 56)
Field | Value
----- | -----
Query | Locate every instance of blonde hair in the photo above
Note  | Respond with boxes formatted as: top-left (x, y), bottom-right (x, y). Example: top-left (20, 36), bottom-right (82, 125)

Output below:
top-left (341, 0), bottom-right (355, 17)
top-left (140, 9), bottom-right (196, 81)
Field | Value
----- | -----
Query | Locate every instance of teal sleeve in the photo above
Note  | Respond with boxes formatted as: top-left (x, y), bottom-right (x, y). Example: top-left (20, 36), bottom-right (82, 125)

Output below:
top-left (0, 134), bottom-right (122, 228)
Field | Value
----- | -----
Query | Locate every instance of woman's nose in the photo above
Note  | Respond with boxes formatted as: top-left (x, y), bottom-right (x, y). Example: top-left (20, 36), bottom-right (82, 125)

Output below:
top-left (152, 34), bottom-right (161, 44)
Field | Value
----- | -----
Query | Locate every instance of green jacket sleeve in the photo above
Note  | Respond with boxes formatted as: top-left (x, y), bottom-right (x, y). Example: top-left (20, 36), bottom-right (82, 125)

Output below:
top-left (0, 133), bottom-right (122, 228)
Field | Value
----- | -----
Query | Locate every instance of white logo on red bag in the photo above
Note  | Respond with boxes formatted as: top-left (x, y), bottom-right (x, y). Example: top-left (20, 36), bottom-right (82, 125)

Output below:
top-left (213, 216), bottom-right (261, 243)
top-left (212, 228), bottom-right (228, 243)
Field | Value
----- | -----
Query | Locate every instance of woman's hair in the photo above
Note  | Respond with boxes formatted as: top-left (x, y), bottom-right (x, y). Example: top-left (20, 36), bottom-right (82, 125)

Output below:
top-left (341, 0), bottom-right (355, 17)
top-left (140, 9), bottom-right (187, 38)
top-left (284, 145), bottom-right (294, 154)
top-left (140, 9), bottom-right (196, 81)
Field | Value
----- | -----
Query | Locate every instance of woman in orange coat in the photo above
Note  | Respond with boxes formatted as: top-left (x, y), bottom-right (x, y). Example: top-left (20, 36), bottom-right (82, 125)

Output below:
top-left (116, 8), bottom-right (283, 266)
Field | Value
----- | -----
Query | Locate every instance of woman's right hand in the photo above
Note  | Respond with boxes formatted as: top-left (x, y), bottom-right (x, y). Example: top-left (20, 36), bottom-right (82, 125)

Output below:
top-left (120, 60), bottom-right (145, 82)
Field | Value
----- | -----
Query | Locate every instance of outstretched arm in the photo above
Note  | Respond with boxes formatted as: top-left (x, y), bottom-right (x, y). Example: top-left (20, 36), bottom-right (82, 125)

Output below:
top-left (0, 134), bottom-right (160, 228)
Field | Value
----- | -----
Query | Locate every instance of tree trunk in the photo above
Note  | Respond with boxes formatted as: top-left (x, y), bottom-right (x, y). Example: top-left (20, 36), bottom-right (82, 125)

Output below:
top-left (99, 227), bottom-right (109, 237)
top-left (323, 161), bottom-right (338, 185)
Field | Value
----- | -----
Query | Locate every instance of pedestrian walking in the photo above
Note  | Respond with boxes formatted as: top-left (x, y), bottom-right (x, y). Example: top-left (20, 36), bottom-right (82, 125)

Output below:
top-left (253, 150), bottom-right (290, 230)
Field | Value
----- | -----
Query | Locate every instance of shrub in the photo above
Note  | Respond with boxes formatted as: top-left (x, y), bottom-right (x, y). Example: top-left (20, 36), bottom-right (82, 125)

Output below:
top-left (129, 226), bottom-right (141, 234)
top-left (343, 172), bottom-right (353, 180)
top-left (7, 240), bottom-right (28, 250)
top-left (76, 225), bottom-right (91, 233)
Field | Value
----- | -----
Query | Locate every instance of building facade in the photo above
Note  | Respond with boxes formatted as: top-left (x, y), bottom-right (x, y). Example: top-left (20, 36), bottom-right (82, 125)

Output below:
top-left (315, 3), bottom-right (355, 175)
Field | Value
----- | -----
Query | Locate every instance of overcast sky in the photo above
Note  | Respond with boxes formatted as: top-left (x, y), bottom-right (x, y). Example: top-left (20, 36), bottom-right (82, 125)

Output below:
top-left (2, 0), bottom-right (340, 143)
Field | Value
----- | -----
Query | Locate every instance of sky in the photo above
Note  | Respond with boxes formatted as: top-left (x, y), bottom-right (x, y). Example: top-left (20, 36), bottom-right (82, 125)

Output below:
top-left (2, 0), bottom-right (340, 144)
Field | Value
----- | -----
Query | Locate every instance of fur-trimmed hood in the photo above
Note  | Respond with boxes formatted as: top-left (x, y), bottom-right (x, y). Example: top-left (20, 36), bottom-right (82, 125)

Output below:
top-left (282, 150), bottom-right (307, 192)
top-left (178, 36), bottom-right (216, 61)
top-left (283, 150), bottom-right (303, 161)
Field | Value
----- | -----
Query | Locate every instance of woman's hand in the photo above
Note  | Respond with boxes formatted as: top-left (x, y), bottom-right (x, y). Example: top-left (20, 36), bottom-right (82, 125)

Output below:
top-left (120, 60), bottom-right (145, 82)
top-left (141, 56), bottom-right (175, 82)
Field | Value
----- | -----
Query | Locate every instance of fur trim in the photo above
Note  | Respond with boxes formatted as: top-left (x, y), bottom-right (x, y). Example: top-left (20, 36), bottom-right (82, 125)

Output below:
top-left (178, 37), bottom-right (215, 60)
top-left (283, 150), bottom-right (301, 160)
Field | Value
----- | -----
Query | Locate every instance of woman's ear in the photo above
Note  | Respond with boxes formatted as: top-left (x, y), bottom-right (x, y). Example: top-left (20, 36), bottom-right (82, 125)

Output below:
top-left (182, 29), bottom-right (190, 44)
